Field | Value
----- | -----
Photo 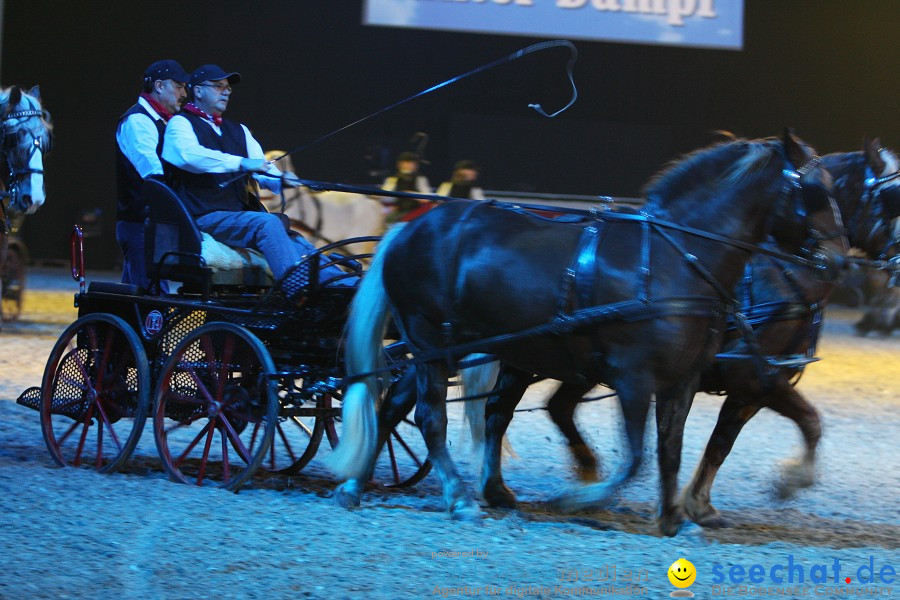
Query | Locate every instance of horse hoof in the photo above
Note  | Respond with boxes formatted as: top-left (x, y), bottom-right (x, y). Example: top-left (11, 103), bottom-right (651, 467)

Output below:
top-left (657, 511), bottom-right (685, 537)
top-left (776, 459), bottom-right (815, 499)
top-left (682, 494), bottom-right (729, 528)
top-left (450, 499), bottom-right (482, 522)
top-left (334, 481), bottom-right (362, 509)
top-left (693, 509), bottom-right (730, 529)
top-left (483, 485), bottom-right (518, 509)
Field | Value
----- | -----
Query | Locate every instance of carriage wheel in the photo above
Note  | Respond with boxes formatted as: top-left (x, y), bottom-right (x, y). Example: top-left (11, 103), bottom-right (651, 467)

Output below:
top-left (40, 313), bottom-right (150, 473)
top-left (247, 388), bottom-right (332, 475)
top-left (153, 323), bottom-right (278, 491)
top-left (324, 397), bottom-right (432, 488)
top-left (1, 245), bottom-right (25, 322)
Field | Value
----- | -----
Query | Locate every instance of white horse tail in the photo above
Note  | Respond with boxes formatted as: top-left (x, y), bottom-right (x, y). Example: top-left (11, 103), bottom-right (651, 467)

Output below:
top-left (329, 224), bottom-right (407, 481)
top-left (459, 357), bottom-right (516, 458)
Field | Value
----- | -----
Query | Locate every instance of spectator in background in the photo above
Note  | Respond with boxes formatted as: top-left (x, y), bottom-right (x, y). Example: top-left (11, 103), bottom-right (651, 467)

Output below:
top-left (382, 151), bottom-right (431, 224)
top-left (436, 160), bottom-right (485, 200)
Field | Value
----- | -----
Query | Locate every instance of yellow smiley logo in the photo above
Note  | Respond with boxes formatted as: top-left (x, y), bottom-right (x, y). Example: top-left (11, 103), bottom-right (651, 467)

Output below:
top-left (668, 558), bottom-right (697, 588)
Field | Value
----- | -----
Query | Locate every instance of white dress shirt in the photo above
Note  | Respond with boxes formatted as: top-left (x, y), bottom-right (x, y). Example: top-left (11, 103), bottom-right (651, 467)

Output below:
top-left (162, 114), bottom-right (284, 193)
top-left (116, 96), bottom-right (165, 178)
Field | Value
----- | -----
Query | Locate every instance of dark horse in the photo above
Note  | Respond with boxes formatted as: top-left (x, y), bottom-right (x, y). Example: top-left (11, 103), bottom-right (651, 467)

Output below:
top-left (330, 132), bottom-right (846, 535)
top-left (1, 85), bottom-right (51, 321)
top-left (463, 138), bottom-right (899, 529)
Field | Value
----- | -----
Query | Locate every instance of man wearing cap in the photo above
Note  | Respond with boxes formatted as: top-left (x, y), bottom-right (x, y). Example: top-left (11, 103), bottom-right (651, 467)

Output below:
top-left (162, 64), bottom-right (350, 284)
top-left (116, 59), bottom-right (190, 291)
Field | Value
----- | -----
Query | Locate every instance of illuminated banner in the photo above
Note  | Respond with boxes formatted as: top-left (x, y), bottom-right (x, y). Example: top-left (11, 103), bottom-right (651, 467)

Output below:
top-left (364, 0), bottom-right (743, 50)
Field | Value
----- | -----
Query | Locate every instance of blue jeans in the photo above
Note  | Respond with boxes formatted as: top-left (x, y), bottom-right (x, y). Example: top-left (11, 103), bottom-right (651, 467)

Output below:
top-left (195, 211), bottom-right (352, 285)
top-left (116, 221), bottom-right (169, 293)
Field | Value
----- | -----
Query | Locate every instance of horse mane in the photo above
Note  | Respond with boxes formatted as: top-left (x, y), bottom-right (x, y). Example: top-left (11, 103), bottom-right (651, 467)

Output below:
top-left (879, 147), bottom-right (899, 177)
top-left (642, 137), bottom-right (778, 202)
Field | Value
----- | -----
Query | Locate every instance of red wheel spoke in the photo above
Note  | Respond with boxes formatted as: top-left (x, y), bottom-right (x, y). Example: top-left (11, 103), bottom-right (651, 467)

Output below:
top-left (57, 419), bottom-right (80, 445)
top-left (221, 424), bottom-right (231, 483)
top-left (219, 414), bottom-right (252, 463)
top-left (186, 367), bottom-right (217, 407)
top-left (386, 436), bottom-right (400, 483)
top-left (73, 404), bottom-right (96, 467)
top-left (249, 422), bottom-right (260, 455)
top-left (69, 349), bottom-right (96, 396)
top-left (196, 417), bottom-right (217, 485)
top-left (57, 374), bottom-right (88, 392)
top-left (94, 399), bottom-right (124, 453)
top-left (277, 422), bottom-right (297, 463)
top-left (218, 335), bottom-right (235, 399)
top-left (94, 325), bottom-right (116, 389)
top-left (174, 420), bottom-right (212, 469)
top-left (163, 411), bottom-right (206, 434)
top-left (199, 334), bottom-right (218, 383)
top-left (95, 417), bottom-right (104, 468)
top-left (50, 394), bottom-right (92, 413)
top-left (390, 429), bottom-right (424, 468)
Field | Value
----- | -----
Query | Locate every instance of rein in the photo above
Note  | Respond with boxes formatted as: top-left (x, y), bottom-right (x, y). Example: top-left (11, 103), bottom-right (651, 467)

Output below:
top-left (285, 174), bottom-right (835, 273)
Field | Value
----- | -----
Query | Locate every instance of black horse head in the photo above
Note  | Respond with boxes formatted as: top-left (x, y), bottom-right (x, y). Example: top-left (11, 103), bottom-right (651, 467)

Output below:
top-left (1, 85), bottom-right (52, 216)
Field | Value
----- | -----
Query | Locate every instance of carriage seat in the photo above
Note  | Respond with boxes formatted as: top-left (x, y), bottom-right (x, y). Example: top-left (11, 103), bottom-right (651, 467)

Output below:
top-left (142, 179), bottom-right (274, 294)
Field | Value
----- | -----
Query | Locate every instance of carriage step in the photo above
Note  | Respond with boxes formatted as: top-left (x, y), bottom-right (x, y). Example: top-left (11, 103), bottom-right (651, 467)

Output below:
top-left (714, 353), bottom-right (820, 368)
top-left (15, 386), bottom-right (41, 412)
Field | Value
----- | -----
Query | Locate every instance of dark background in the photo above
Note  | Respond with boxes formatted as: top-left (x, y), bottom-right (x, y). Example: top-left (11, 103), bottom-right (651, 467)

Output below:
top-left (2, 1), bottom-right (898, 268)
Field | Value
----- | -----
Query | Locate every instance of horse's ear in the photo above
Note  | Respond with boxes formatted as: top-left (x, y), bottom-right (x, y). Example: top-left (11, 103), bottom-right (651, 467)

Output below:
top-left (781, 127), bottom-right (805, 166)
top-left (7, 86), bottom-right (22, 113)
top-left (26, 85), bottom-right (41, 101)
top-left (863, 137), bottom-right (886, 175)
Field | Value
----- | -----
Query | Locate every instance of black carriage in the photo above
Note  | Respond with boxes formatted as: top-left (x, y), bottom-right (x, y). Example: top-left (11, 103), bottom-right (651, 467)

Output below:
top-left (17, 180), bottom-right (430, 490)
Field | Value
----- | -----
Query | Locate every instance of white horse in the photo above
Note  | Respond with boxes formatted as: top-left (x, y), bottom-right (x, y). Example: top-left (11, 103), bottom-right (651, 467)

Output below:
top-left (259, 151), bottom-right (386, 257)
top-left (1, 85), bottom-right (51, 324)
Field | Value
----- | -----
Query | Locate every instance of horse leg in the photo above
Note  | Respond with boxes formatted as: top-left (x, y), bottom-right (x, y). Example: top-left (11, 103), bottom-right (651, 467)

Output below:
top-left (655, 379), bottom-right (698, 536)
top-left (481, 365), bottom-right (532, 508)
top-left (546, 382), bottom-right (600, 482)
top-left (334, 369), bottom-right (419, 507)
top-left (768, 385), bottom-right (822, 499)
top-left (416, 361), bottom-right (480, 520)
top-left (681, 392), bottom-right (760, 528)
top-left (550, 377), bottom-right (653, 513)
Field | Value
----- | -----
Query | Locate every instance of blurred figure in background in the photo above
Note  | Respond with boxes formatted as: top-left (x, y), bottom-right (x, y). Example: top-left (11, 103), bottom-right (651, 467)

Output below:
top-left (436, 159), bottom-right (485, 200)
top-left (382, 151), bottom-right (431, 224)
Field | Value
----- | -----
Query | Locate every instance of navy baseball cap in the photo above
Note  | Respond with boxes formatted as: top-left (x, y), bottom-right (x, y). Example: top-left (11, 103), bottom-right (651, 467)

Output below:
top-left (144, 59), bottom-right (190, 84)
top-left (189, 64), bottom-right (241, 87)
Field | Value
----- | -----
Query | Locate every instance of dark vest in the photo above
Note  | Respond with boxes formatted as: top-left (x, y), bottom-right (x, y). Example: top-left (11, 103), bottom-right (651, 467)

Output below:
top-left (448, 182), bottom-right (473, 199)
top-left (394, 173), bottom-right (419, 192)
top-left (115, 103), bottom-right (166, 222)
top-left (165, 112), bottom-right (250, 217)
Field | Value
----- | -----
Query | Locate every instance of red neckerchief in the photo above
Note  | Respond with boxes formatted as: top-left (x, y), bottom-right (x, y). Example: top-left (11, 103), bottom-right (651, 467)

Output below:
top-left (139, 92), bottom-right (174, 122)
top-left (182, 102), bottom-right (223, 127)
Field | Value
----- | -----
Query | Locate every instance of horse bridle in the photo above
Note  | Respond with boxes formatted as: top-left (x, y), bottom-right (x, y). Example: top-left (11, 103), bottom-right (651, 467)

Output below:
top-left (0, 103), bottom-right (51, 212)
top-left (776, 153), bottom-right (848, 275)
top-left (846, 160), bottom-right (900, 269)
